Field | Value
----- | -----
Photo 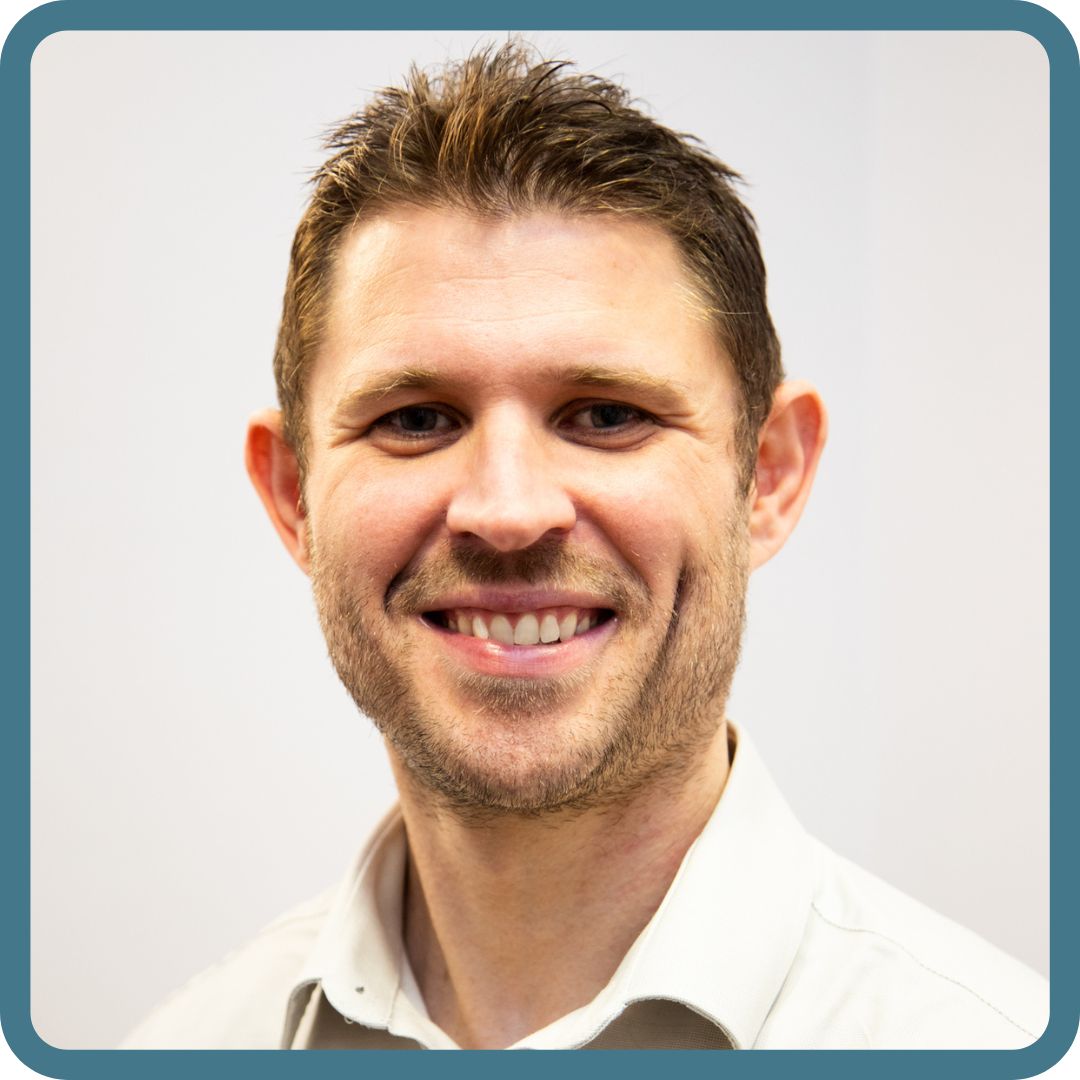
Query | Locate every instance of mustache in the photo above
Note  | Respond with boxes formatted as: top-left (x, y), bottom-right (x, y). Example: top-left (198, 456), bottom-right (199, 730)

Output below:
top-left (386, 537), bottom-right (650, 615)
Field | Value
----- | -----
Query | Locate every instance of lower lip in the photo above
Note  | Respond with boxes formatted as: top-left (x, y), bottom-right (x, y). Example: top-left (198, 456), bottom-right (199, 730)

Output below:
top-left (419, 615), bottom-right (618, 677)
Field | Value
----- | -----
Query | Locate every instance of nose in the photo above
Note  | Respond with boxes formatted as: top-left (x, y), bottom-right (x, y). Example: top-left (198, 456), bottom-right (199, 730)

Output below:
top-left (445, 412), bottom-right (577, 552)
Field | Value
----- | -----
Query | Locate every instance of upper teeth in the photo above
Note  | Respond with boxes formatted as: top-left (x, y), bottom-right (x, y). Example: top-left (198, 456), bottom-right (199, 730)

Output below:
top-left (444, 607), bottom-right (600, 645)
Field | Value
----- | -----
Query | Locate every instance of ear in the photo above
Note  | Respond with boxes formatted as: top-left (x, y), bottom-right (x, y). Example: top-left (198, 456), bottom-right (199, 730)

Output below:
top-left (244, 409), bottom-right (311, 575)
top-left (748, 381), bottom-right (828, 572)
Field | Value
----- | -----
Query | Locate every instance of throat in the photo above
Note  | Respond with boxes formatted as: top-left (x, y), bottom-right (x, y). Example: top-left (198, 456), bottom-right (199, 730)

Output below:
top-left (398, 778), bottom-right (716, 1049)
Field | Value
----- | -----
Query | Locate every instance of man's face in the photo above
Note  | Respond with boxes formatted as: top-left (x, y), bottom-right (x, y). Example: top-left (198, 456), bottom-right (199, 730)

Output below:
top-left (301, 208), bottom-right (750, 815)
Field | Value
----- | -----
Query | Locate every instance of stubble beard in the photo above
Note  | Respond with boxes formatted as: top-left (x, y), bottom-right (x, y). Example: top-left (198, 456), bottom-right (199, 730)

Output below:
top-left (310, 524), bottom-right (748, 820)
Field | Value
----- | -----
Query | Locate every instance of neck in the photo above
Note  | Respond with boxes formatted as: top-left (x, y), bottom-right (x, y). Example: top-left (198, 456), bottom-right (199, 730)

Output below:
top-left (390, 722), bottom-right (731, 1049)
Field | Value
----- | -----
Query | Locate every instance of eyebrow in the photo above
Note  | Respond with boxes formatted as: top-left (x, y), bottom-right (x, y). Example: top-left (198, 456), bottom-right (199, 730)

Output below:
top-left (551, 364), bottom-right (692, 402)
top-left (333, 367), bottom-right (445, 414)
top-left (331, 363), bottom-right (693, 420)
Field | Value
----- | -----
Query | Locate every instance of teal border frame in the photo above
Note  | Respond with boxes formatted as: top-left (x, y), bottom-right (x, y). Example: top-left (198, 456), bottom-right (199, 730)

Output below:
top-left (4, 2), bottom-right (1076, 1077)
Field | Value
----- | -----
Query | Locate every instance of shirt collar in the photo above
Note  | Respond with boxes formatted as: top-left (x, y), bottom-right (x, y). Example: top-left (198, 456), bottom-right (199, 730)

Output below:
top-left (282, 807), bottom-right (424, 1046)
top-left (282, 723), bottom-right (815, 1050)
top-left (611, 724), bottom-right (814, 1048)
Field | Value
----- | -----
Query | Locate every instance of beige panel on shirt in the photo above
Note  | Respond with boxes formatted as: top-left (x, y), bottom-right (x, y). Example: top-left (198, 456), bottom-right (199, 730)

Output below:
top-left (582, 1000), bottom-right (733, 1049)
top-left (292, 986), bottom-right (733, 1050)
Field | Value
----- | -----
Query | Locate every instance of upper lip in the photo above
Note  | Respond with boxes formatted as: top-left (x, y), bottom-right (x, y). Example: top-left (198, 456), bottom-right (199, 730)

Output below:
top-left (419, 588), bottom-right (615, 613)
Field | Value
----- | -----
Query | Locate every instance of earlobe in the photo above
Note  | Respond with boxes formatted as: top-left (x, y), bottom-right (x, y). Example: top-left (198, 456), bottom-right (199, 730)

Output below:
top-left (244, 409), bottom-right (311, 575)
top-left (748, 381), bottom-right (827, 572)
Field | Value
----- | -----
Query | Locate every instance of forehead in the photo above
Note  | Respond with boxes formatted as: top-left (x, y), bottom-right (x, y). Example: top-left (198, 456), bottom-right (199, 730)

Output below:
top-left (310, 207), bottom-right (730, 408)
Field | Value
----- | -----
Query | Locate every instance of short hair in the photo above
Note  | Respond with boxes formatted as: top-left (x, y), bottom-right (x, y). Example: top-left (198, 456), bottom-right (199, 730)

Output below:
top-left (274, 42), bottom-right (783, 489)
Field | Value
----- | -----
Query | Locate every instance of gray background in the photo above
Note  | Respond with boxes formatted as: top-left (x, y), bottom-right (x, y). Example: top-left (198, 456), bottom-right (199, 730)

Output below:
top-left (30, 31), bottom-right (1048, 1049)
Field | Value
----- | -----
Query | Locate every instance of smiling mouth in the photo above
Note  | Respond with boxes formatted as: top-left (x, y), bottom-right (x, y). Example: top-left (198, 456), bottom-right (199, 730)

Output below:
top-left (422, 606), bottom-right (616, 646)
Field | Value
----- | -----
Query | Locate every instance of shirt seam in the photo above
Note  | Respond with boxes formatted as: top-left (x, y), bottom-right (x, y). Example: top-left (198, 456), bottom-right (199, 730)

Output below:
top-left (808, 901), bottom-right (1037, 1040)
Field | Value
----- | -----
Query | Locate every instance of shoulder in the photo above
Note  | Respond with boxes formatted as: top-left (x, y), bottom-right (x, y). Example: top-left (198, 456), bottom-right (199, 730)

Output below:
top-left (761, 839), bottom-right (1049, 1049)
top-left (118, 887), bottom-right (335, 1050)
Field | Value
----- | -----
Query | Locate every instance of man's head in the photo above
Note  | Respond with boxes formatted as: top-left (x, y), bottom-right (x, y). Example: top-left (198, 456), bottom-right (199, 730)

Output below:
top-left (273, 43), bottom-right (783, 491)
top-left (247, 46), bottom-right (826, 819)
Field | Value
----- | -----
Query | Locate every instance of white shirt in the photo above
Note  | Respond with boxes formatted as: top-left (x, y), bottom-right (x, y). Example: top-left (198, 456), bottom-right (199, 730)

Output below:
top-left (120, 726), bottom-right (1048, 1050)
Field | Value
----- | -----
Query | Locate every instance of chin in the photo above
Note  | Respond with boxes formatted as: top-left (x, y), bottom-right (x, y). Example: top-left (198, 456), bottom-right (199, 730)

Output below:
top-left (386, 711), bottom-right (620, 817)
top-left (441, 669), bottom-right (594, 720)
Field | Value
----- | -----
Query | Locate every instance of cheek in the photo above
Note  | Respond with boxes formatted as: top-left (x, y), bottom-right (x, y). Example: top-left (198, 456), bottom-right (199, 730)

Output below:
top-left (580, 462), bottom-right (720, 597)
top-left (574, 447), bottom-right (743, 591)
top-left (309, 466), bottom-right (448, 587)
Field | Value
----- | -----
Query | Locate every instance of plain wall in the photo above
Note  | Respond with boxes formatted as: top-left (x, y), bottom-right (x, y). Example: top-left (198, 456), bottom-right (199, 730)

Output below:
top-left (30, 30), bottom-right (1048, 1049)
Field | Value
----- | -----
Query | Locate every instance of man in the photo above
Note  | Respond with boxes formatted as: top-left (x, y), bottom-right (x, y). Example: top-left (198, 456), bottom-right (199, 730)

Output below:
top-left (121, 44), bottom-right (1047, 1050)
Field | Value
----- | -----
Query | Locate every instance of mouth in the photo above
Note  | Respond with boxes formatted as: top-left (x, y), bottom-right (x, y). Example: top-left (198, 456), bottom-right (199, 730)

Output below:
top-left (421, 606), bottom-right (616, 646)
top-left (418, 604), bottom-right (619, 679)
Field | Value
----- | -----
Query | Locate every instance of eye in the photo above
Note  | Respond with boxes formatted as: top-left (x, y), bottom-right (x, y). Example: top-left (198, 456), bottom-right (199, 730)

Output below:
top-left (560, 401), bottom-right (656, 444)
top-left (369, 405), bottom-right (459, 443)
top-left (568, 403), bottom-right (637, 429)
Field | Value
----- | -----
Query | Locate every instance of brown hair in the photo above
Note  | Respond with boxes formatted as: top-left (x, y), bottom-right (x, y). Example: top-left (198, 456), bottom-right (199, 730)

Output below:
top-left (273, 42), bottom-right (783, 488)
